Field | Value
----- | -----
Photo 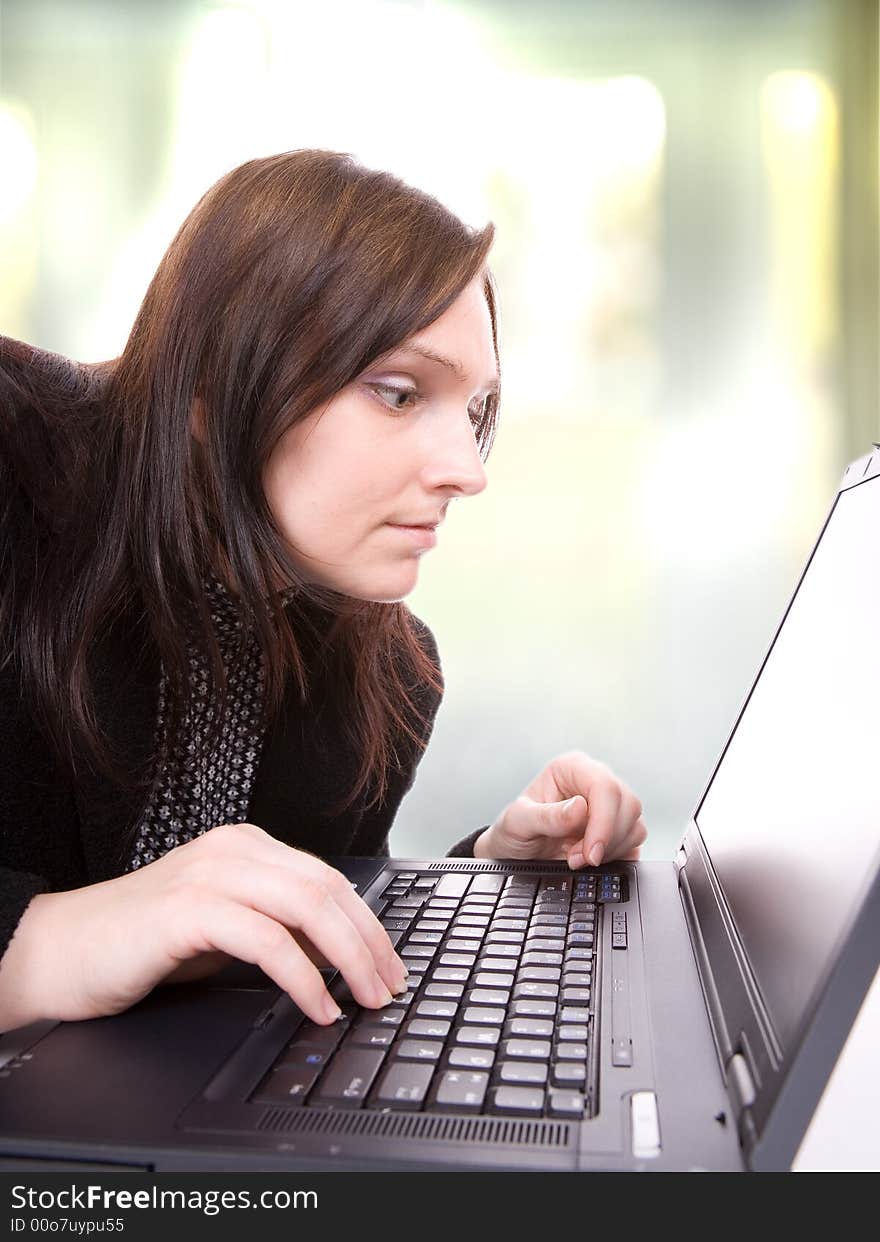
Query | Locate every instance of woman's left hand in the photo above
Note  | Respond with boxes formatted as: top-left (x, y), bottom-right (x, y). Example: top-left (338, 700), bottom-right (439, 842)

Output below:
top-left (475, 750), bottom-right (648, 869)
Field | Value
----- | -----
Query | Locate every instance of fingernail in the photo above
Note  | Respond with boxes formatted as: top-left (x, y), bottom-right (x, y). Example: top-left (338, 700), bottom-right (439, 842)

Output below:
top-left (323, 995), bottom-right (342, 1023)
top-left (374, 977), bottom-right (394, 1006)
top-left (589, 841), bottom-right (605, 867)
top-left (568, 852), bottom-right (584, 870)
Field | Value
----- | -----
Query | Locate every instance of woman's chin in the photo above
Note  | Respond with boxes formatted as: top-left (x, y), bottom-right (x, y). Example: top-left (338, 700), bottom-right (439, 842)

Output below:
top-left (343, 565), bottom-right (421, 604)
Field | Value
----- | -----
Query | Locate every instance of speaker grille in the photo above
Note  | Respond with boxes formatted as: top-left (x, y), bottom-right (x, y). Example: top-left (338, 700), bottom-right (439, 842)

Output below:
top-left (257, 1107), bottom-right (571, 1147)
top-left (424, 860), bottom-right (567, 874)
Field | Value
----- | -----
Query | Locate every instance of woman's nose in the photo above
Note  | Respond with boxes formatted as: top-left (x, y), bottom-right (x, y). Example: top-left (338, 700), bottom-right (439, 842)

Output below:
top-left (424, 419), bottom-right (489, 499)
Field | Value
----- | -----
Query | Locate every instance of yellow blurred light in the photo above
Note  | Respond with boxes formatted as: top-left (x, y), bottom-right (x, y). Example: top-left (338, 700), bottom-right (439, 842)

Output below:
top-left (762, 71), bottom-right (826, 136)
top-left (0, 105), bottom-right (38, 225)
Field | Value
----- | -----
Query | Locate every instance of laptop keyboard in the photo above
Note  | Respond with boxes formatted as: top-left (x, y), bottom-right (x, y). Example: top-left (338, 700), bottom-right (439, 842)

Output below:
top-left (251, 868), bottom-right (626, 1119)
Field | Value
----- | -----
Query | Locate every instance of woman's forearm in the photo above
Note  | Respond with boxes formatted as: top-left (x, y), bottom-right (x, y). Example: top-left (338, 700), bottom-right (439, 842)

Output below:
top-left (0, 893), bottom-right (57, 1032)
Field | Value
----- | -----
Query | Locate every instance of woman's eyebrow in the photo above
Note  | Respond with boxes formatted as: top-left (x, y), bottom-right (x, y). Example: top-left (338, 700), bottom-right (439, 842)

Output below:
top-left (388, 344), bottom-right (500, 393)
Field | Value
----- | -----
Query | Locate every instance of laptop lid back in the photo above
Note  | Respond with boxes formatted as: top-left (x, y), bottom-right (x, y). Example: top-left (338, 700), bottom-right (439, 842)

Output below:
top-left (674, 449), bottom-right (880, 1169)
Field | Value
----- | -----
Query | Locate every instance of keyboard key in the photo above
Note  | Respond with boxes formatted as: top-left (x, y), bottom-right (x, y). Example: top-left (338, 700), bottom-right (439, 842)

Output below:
top-left (513, 983), bottom-right (558, 1000)
top-left (505, 1018), bottom-right (554, 1038)
top-left (559, 1007), bottom-right (590, 1023)
top-left (463, 1006), bottom-right (505, 1025)
top-left (285, 1019), bottom-right (348, 1051)
top-left (474, 971), bottom-right (514, 988)
top-left (479, 944), bottom-right (520, 959)
top-left (373, 1061), bottom-right (436, 1108)
top-left (521, 952), bottom-right (563, 967)
top-left (477, 957), bottom-right (521, 973)
top-left (275, 1045), bottom-right (333, 1070)
top-left (424, 983), bottom-right (464, 1000)
top-left (491, 918), bottom-right (529, 931)
top-left (501, 1038), bottom-right (551, 1060)
top-left (453, 915), bottom-right (490, 928)
top-left (434, 874), bottom-right (472, 898)
top-left (393, 1040), bottom-right (443, 1062)
top-left (548, 1090), bottom-right (585, 1118)
top-left (539, 877), bottom-right (571, 896)
top-left (562, 973), bottom-right (592, 988)
top-left (469, 875), bottom-right (505, 894)
top-left (454, 1026), bottom-right (501, 1047)
top-left (564, 949), bottom-right (592, 963)
top-left (440, 953), bottom-right (477, 968)
top-left (465, 988), bottom-right (511, 1006)
top-left (408, 931), bottom-right (443, 944)
top-left (405, 1018), bottom-right (451, 1039)
top-left (498, 1061), bottom-right (548, 1085)
top-left (555, 1042), bottom-right (588, 1060)
top-left (383, 918), bottom-right (413, 932)
top-left (355, 1007), bottom-right (406, 1029)
top-left (348, 1025), bottom-right (397, 1048)
top-left (432, 967), bottom-right (470, 983)
top-left (489, 1086), bottom-right (545, 1114)
top-left (525, 938), bottom-right (566, 952)
top-left (517, 966), bottom-right (561, 983)
top-left (416, 1000), bottom-right (459, 1019)
top-left (553, 1062), bottom-right (587, 1086)
top-left (485, 931), bottom-right (525, 945)
top-left (557, 1024), bottom-right (589, 1042)
top-left (312, 1048), bottom-right (386, 1106)
top-left (403, 944), bottom-right (438, 958)
top-left (562, 988), bottom-right (591, 1003)
top-left (447, 1046), bottom-right (496, 1070)
top-left (530, 913), bottom-right (567, 926)
top-left (444, 939), bottom-right (482, 954)
top-left (511, 999), bottom-right (557, 1018)
top-left (430, 1070), bottom-right (489, 1111)
top-left (388, 991), bottom-right (417, 1007)
top-left (252, 1063), bottom-right (320, 1104)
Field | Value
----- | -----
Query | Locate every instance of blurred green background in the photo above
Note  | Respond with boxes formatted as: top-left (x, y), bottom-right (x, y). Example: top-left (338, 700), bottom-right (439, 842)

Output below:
top-left (1, 0), bottom-right (878, 859)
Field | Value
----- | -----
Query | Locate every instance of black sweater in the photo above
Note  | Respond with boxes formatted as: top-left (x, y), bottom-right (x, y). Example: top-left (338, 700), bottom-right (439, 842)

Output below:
top-left (0, 589), bottom-right (487, 971)
top-left (0, 340), bottom-right (486, 972)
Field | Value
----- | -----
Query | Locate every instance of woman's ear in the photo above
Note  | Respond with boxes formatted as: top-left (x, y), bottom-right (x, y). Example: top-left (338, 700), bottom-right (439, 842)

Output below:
top-left (191, 396), bottom-right (207, 445)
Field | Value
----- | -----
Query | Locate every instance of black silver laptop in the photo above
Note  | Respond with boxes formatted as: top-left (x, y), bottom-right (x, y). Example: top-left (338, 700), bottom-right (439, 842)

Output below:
top-left (1, 448), bottom-right (878, 1173)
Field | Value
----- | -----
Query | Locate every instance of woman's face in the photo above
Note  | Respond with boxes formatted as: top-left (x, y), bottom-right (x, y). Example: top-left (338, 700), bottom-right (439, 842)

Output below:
top-left (263, 275), bottom-right (497, 602)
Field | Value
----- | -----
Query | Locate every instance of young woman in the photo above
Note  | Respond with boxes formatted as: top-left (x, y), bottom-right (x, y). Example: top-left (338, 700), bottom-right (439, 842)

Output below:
top-left (0, 149), bottom-right (647, 1035)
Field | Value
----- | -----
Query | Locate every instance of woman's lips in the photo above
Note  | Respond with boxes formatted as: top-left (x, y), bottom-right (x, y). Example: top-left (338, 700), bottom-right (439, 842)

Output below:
top-left (387, 523), bottom-right (438, 548)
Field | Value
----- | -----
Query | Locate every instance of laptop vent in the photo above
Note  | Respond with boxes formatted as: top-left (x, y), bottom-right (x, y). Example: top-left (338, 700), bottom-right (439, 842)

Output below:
top-left (424, 860), bottom-right (566, 874)
top-left (256, 1108), bottom-right (571, 1147)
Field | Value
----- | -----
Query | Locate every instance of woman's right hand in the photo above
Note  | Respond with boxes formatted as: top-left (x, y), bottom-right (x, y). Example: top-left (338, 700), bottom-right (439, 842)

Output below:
top-left (15, 822), bottom-right (409, 1027)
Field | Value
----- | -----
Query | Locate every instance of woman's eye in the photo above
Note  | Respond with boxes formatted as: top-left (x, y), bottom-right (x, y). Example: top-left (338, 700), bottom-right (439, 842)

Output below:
top-left (469, 397), bottom-right (488, 427)
top-left (370, 383), bottom-right (488, 427)
top-left (371, 384), bottom-right (420, 412)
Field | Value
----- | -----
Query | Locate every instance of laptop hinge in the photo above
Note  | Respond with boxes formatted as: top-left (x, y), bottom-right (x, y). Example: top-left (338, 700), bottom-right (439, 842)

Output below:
top-left (726, 1052), bottom-right (758, 1149)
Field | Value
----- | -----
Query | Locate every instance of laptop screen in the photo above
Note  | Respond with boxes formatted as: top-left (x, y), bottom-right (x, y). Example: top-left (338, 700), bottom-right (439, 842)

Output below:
top-left (694, 472), bottom-right (880, 1050)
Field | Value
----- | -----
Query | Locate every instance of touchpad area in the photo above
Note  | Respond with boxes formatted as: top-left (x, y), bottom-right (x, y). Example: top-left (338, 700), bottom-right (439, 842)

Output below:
top-left (0, 975), bottom-right (277, 1147)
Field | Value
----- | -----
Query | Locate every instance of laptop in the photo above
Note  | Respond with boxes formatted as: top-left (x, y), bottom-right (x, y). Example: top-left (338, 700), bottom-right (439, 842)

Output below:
top-left (1, 447), bottom-right (878, 1174)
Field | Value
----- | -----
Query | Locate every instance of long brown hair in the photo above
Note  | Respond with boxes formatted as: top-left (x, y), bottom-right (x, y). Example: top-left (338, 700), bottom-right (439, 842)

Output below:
top-left (0, 148), bottom-right (501, 826)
